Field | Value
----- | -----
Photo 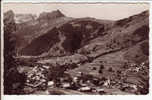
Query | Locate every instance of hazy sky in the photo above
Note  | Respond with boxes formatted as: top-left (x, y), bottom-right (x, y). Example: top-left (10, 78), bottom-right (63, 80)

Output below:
top-left (3, 3), bottom-right (149, 20)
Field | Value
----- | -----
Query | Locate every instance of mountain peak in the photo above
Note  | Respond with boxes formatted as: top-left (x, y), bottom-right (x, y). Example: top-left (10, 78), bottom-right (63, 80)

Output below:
top-left (56, 9), bottom-right (63, 15)
top-left (38, 9), bottom-right (65, 21)
top-left (4, 10), bottom-right (15, 25)
top-left (4, 10), bottom-right (14, 15)
top-left (4, 10), bottom-right (15, 18)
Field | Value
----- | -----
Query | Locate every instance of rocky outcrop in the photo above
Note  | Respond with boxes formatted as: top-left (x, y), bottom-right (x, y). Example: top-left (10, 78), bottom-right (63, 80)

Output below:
top-left (38, 10), bottom-right (65, 22)
top-left (4, 10), bottom-right (15, 26)
top-left (15, 14), bottom-right (37, 24)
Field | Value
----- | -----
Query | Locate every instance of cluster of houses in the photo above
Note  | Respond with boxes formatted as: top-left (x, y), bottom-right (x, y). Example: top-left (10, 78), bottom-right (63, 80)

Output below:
top-left (24, 59), bottom-right (148, 94)
top-left (25, 63), bottom-right (110, 94)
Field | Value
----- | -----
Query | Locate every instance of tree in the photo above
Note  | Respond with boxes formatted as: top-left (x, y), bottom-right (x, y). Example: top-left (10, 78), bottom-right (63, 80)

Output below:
top-left (98, 64), bottom-right (104, 74)
top-left (98, 70), bottom-right (102, 74)
top-left (4, 11), bottom-right (26, 94)
top-left (108, 67), bottom-right (113, 72)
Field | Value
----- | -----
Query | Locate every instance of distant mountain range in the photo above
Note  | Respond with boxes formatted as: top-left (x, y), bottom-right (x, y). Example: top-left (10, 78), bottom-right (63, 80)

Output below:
top-left (4, 9), bottom-right (149, 64)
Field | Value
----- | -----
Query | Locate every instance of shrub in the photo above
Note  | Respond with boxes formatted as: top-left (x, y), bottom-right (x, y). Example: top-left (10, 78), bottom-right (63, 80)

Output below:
top-left (92, 67), bottom-right (97, 70)
top-left (108, 67), bottom-right (113, 72)
top-left (98, 69), bottom-right (103, 74)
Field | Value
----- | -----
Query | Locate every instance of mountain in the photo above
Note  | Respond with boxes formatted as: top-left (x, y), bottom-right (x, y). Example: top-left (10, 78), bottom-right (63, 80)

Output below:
top-left (78, 10), bottom-right (149, 61)
top-left (19, 18), bottom-right (113, 56)
top-left (18, 10), bottom-right (148, 60)
top-left (13, 10), bottom-right (73, 53)
top-left (3, 10), bottom-right (115, 56)
top-left (38, 9), bottom-right (65, 22)
top-left (4, 9), bottom-right (149, 63)
top-left (4, 10), bottom-right (15, 26)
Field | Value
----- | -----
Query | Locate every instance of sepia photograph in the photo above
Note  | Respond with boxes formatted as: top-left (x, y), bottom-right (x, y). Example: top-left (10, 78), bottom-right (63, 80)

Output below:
top-left (2, 2), bottom-right (149, 95)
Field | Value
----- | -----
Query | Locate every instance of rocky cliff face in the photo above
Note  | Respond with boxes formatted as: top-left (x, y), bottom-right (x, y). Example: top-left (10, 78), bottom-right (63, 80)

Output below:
top-left (38, 10), bottom-right (65, 22)
top-left (15, 14), bottom-right (37, 24)
top-left (4, 10), bottom-right (15, 26)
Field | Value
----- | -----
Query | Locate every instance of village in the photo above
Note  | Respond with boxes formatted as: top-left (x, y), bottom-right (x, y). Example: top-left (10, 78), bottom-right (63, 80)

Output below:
top-left (17, 56), bottom-right (148, 95)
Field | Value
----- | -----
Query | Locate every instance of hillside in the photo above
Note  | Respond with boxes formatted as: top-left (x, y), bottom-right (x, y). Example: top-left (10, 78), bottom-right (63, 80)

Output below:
top-left (20, 17), bottom-right (114, 56)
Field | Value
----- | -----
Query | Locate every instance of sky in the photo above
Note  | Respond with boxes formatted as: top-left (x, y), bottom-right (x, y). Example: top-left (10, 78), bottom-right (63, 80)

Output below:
top-left (3, 3), bottom-right (149, 20)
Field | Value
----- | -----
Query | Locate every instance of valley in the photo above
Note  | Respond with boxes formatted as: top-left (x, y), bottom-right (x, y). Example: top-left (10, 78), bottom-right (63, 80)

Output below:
top-left (4, 9), bottom-right (149, 95)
